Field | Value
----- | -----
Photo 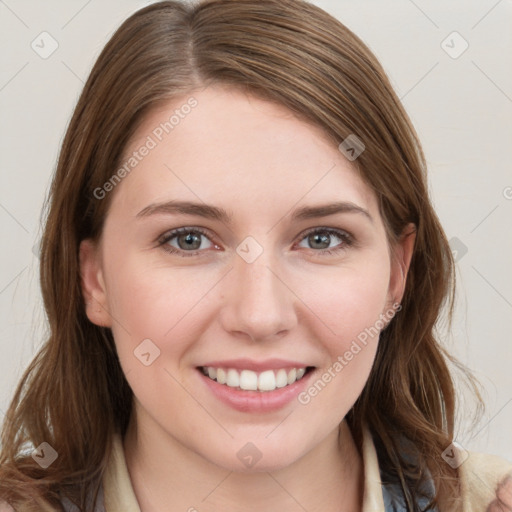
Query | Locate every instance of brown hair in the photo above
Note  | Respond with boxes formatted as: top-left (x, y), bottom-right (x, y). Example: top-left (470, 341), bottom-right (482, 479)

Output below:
top-left (0, 0), bottom-right (482, 510)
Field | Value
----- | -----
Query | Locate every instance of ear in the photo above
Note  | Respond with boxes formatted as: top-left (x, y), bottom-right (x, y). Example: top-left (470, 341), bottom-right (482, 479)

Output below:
top-left (79, 238), bottom-right (112, 328)
top-left (387, 222), bottom-right (416, 306)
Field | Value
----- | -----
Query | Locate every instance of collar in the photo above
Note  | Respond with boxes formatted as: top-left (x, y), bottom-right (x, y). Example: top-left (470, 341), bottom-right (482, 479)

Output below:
top-left (103, 425), bottom-right (386, 511)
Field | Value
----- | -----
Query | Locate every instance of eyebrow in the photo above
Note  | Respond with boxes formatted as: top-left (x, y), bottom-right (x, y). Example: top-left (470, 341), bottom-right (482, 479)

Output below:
top-left (135, 200), bottom-right (372, 223)
top-left (136, 201), bottom-right (232, 223)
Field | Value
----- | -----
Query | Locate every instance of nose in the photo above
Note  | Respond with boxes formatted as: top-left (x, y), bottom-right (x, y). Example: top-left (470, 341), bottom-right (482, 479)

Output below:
top-left (219, 252), bottom-right (298, 343)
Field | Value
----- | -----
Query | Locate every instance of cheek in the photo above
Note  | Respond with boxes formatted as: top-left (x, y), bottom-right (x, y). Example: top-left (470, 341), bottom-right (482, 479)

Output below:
top-left (294, 256), bottom-right (391, 345)
top-left (295, 295), bottom-right (388, 426)
top-left (102, 253), bottom-right (224, 367)
top-left (101, 257), bottom-right (222, 420)
top-left (292, 257), bottom-right (390, 402)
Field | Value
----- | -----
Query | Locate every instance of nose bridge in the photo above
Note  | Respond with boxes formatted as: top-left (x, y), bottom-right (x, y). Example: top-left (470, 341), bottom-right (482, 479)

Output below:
top-left (222, 247), bottom-right (297, 341)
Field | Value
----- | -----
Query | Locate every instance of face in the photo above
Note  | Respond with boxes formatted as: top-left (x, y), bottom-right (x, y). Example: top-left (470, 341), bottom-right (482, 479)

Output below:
top-left (80, 84), bottom-right (413, 471)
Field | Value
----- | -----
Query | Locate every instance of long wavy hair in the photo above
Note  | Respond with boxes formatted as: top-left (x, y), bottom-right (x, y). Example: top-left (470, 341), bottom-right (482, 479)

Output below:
top-left (0, 1), bottom-right (482, 510)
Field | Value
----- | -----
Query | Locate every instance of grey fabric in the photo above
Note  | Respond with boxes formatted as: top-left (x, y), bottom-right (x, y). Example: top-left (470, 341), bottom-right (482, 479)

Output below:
top-left (378, 431), bottom-right (438, 511)
top-left (381, 480), bottom-right (437, 511)
top-left (59, 484), bottom-right (105, 512)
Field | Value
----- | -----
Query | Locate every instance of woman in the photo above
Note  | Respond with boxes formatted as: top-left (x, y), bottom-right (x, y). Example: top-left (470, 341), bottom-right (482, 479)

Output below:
top-left (0, 0), bottom-right (510, 511)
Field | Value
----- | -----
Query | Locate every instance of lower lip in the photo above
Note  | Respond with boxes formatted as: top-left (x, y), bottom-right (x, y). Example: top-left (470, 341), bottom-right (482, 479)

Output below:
top-left (198, 368), bottom-right (314, 413)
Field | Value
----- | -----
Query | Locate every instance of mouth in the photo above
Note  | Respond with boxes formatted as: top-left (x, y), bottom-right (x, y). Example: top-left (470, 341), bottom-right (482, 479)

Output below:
top-left (196, 358), bottom-right (317, 412)
top-left (198, 365), bottom-right (314, 392)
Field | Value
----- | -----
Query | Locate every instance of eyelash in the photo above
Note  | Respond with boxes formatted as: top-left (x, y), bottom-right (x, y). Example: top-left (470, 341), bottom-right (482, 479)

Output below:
top-left (157, 226), bottom-right (354, 258)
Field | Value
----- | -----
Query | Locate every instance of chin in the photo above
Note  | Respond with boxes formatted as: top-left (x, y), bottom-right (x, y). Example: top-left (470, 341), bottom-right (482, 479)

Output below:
top-left (201, 438), bottom-right (308, 474)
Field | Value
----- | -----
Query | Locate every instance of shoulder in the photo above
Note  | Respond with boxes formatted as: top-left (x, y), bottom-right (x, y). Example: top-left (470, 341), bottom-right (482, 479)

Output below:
top-left (459, 450), bottom-right (512, 512)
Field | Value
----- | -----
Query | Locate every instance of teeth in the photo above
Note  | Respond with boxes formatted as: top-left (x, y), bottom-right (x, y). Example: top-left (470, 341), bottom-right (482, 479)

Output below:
top-left (217, 368), bottom-right (227, 384)
top-left (239, 370), bottom-right (258, 390)
top-left (226, 369), bottom-right (239, 387)
top-left (275, 369), bottom-right (288, 388)
top-left (201, 366), bottom-right (309, 392)
top-left (258, 370), bottom-right (275, 391)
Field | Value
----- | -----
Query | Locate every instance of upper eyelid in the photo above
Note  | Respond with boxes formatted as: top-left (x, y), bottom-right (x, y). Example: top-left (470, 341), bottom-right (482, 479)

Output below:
top-left (159, 226), bottom-right (213, 241)
top-left (298, 226), bottom-right (351, 238)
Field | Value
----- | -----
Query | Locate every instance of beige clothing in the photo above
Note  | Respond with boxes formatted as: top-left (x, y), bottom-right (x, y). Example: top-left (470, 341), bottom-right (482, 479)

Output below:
top-left (101, 428), bottom-right (512, 511)
top-left (8, 427), bottom-right (512, 511)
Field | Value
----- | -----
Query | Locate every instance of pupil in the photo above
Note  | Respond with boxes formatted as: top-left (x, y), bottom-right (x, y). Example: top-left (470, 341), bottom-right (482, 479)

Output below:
top-left (310, 233), bottom-right (330, 249)
top-left (179, 233), bottom-right (201, 250)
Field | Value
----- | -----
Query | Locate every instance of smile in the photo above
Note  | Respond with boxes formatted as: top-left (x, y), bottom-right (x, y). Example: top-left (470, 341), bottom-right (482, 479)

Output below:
top-left (200, 366), bottom-right (309, 392)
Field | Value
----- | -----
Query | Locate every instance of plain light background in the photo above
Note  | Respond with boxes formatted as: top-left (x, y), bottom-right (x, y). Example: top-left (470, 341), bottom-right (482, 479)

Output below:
top-left (1, 0), bottom-right (511, 463)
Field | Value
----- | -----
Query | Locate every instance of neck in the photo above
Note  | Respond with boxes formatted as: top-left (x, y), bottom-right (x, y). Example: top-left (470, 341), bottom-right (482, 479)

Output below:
top-left (123, 408), bottom-right (364, 512)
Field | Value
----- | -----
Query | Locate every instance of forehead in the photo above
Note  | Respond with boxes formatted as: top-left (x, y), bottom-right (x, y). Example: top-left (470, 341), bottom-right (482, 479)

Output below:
top-left (110, 84), bottom-right (377, 221)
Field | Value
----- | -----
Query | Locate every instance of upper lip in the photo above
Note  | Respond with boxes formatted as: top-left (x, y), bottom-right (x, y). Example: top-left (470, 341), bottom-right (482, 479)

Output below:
top-left (198, 358), bottom-right (312, 372)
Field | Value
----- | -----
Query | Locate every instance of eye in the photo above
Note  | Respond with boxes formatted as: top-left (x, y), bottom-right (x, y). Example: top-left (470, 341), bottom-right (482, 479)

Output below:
top-left (158, 227), bottom-right (217, 256)
top-left (157, 226), bottom-right (354, 258)
top-left (296, 228), bottom-right (353, 255)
